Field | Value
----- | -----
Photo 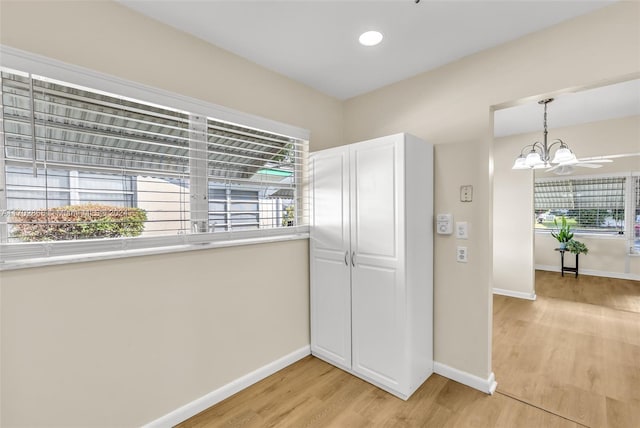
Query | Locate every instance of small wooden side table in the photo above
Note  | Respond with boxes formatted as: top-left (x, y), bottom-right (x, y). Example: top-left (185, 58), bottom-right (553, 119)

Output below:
top-left (555, 248), bottom-right (578, 277)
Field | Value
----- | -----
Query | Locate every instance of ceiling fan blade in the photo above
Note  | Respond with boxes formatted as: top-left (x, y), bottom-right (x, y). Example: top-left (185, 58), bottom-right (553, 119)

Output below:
top-left (574, 163), bottom-right (602, 168)
top-left (546, 157), bottom-right (611, 172)
top-left (551, 165), bottom-right (574, 175)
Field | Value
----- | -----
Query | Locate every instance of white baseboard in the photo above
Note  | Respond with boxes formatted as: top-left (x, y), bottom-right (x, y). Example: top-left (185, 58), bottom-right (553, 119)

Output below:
top-left (535, 265), bottom-right (640, 281)
top-left (143, 345), bottom-right (311, 428)
top-left (433, 361), bottom-right (497, 395)
top-left (492, 288), bottom-right (537, 301)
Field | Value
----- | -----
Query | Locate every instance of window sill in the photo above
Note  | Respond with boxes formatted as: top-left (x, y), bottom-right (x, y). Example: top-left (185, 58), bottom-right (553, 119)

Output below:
top-left (0, 227), bottom-right (310, 271)
top-left (534, 230), bottom-right (626, 240)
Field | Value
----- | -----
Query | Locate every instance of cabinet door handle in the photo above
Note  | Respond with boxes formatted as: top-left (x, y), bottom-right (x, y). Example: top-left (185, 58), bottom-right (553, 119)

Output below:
top-left (344, 251), bottom-right (349, 266)
top-left (351, 251), bottom-right (356, 267)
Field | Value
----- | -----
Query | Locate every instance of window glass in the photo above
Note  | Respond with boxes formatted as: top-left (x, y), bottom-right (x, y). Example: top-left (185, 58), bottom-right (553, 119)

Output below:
top-left (534, 177), bottom-right (625, 234)
top-left (0, 67), bottom-right (307, 263)
top-left (208, 187), bottom-right (259, 232)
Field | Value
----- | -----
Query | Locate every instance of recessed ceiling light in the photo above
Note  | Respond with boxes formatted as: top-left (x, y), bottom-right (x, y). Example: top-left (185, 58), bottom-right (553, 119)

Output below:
top-left (359, 31), bottom-right (383, 47)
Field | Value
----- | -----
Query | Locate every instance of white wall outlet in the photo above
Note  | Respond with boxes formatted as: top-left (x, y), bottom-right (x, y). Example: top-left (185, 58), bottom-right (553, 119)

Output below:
top-left (457, 246), bottom-right (468, 263)
top-left (456, 221), bottom-right (468, 239)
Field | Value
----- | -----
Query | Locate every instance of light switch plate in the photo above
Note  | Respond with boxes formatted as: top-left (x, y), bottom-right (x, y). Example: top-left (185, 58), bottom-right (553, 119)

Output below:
top-left (456, 221), bottom-right (468, 239)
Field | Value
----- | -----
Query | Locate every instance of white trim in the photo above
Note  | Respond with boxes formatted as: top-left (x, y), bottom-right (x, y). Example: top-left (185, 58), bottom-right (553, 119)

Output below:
top-left (0, 45), bottom-right (312, 269)
top-left (534, 230), bottom-right (626, 240)
top-left (0, 45), bottom-right (310, 141)
top-left (142, 345), bottom-right (311, 428)
top-left (0, 229), bottom-right (309, 271)
top-left (535, 264), bottom-right (640, 281)
top-left (433, 361), bottom-right (497, 395)
top-left (492, 288), bottom-right (537, 301)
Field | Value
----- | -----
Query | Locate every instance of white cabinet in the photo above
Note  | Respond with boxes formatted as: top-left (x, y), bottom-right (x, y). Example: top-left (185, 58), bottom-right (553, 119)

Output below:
top-left (310, 133), bottom-right (433, 400)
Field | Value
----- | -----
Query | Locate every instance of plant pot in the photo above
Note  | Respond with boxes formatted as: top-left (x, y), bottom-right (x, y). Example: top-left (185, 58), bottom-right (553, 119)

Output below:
top-left (559, 242), bottom-right (567, 250)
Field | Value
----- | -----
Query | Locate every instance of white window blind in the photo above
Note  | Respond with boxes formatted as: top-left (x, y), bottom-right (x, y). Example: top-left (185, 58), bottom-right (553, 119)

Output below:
top-left (206, 119), bottom-right (303, 232)
top-left (0, 67), bottom-right (308, 265)
top-left (534, 177), bottom-right (626, 233)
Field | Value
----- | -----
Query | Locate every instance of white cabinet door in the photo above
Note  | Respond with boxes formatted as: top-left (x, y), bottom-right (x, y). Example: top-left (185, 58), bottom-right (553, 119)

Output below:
top-left (350, 138), bottom-right (405, 390)
top-left (310, 147), bottom-right (352, 370)
top-left (310, 134), bottom-right (432, 400)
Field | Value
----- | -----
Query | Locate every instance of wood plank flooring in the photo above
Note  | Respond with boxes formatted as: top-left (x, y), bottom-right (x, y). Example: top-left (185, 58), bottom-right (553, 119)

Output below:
top-left (178, 356), bottom-right (580, 428)
top-left (493, 271), bottom-right (640, 428)
top-left (534, 270), bottom-right (640, 313)
top-left (178, 271), bottom-right (639, 427)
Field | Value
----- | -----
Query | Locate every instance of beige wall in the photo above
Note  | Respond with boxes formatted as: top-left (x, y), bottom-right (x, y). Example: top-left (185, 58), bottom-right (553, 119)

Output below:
top-left (1, 1), bottom-right (639, 426)
top-left (535, 234), bottom-right (638, 277)
top-left (343, 2), bottom-right (640, 380)
top-left (533, 116), bottom-right (640, 179)
top-left (0, 1), bottom-right (337, 427)
top-left (0, 1), bottom-right (344, 149)
top-left (1, 241), bottom-right (310, 427)
top-left (494, 115), bottom-right (640, 291)
top-left (492, 137), bottom-right (535, 297)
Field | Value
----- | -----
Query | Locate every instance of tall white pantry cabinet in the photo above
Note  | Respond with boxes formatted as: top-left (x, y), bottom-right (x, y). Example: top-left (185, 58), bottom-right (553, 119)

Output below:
top-left (310, 133), bottom-right (434, 400)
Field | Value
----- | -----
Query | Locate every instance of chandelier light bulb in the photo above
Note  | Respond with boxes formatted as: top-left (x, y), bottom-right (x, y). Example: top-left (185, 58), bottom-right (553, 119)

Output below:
top-left (512, 156), bottom-right (529, 170)
top-left (525, 151), bottom-right (543, 167)
top-left (552, 147), bottom-right (577, 164)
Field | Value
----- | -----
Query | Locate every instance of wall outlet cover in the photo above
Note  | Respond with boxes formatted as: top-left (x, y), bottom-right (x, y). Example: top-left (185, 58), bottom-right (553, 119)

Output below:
top-left (457, 246), bottom-right (468, 262)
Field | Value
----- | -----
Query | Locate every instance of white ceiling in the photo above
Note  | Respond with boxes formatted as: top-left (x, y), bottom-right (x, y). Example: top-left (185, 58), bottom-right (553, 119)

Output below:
top-left (118, 0), bottom-right (614, 100)
top-left (494, 79), bottom-right (640, 138)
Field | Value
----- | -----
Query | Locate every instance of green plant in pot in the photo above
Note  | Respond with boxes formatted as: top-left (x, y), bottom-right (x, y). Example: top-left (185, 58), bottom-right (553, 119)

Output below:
top-left (566, 239), bottom-right (588, 255)
top-left (551, 216), bottom-right (574, 250)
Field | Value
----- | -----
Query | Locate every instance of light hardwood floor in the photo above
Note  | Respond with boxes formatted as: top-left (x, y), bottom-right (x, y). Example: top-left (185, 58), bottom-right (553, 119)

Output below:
top-left (178, 356), bottom-right (580, 428)
top-left (179, 271), bottom-right (639, 427)
top-left (493, 271), bottom-right (640, 428)
top-left (534, 270), bottom-right (640, 313)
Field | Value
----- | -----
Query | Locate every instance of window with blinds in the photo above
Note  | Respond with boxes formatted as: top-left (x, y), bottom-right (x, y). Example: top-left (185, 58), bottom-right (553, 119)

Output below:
top-left (0, 68), bottom-right (307, 263)
top-left (534, 176), bottom-right (626, 234)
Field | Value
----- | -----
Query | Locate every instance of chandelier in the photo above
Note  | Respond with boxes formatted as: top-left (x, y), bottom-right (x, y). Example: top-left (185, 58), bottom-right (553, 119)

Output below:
top-left (512, 98), bottom-right (577, 170)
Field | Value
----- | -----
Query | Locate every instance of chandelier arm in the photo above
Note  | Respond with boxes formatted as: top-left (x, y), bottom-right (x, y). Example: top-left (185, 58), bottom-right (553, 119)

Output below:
top-left (549, 138), bottom-right (569, 150)
top-left (544, 139), bottom-right (563, 162)
top-left (516, 143), bottom-right (543, 158)
top-left (530, 141), bottom-right (546, 162)
top-left (548, 139), bottom-right (566, 151)
top-left (530, 141), bottom-right (544, 152)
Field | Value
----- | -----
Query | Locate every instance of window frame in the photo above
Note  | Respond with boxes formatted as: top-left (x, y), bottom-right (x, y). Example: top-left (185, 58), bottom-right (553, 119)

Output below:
top-left (0, 46), bottom-right (310, 270)
top-left (534, 171), bottom-right (640, 255)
